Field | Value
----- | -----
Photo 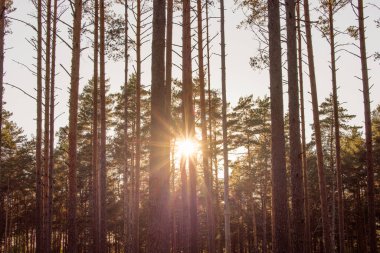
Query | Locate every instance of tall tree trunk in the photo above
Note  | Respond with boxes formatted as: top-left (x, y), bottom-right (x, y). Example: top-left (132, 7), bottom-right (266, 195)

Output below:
top-left (123, 0), bottom-right (129, 252)
top-left (267, 0), bottom-right (290, 252)
top-left (197, 0), bottom-right (216, 252)
top-left (285, 0), bottom-right (305, 251)
top-left (252, 200), bottom-right (258, 253)
top-left (43, 0), bottom-right (52, 250)
top-left (0, 0), bottom-right (5, 172)
top-left (303, 0), bottom-right (333, 251)
top-left (67, 0), bottom-right (83, 252)
top-left (92, 0), bottom-right (100, 252)
top-left (180, 157), bottom-right (190, 253)
top-left (182, 0), bottom-right (198, 252)
top-left (296, 2), bottom-right (311, 252)
top-left (36, 0), bottom-right (44, 250)
top-left (99, 0), bottom-right (107, 251)
top-left (327, 3), bottom-right (345, 252)
top-left (134, 0), bottom-right (142, 251)
top-left (165, 0), bottom-right (174, 251)
top-left (357, 1), bottom-right (376, 252)
top-left (219, 0), bottom-right (231, 252)
top-left (48, 0), bottom-right (58, 251)
top-left (149, 0), bottom-right (169, 251)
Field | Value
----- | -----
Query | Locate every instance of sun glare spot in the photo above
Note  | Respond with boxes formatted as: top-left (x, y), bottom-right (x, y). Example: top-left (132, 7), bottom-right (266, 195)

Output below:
top-left (177, 139), bottom-right (197, 158)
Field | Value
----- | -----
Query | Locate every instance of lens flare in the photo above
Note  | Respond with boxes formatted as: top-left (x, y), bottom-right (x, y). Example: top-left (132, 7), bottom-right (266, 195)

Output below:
top-left (177, 139), bottom-right (197, 158)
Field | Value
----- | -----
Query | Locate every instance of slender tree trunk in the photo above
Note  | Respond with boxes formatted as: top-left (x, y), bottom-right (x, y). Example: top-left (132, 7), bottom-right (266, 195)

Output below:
top-left (43, 0), bottom-right (52, 250)
top-left (99, 0), bottom-right (107, 251)
top-left (182, 0), bottom-right (198, 252)
top-left (180, 157), bottom-right (190, 253)
top-left (149, 0), bottom-right (169, 250)
top-left (48, 0), bottom-right (58, 251)
top-left (261, 183), bottom-right (267, 253)
top-left (296, 2), bottom-right (311, 252)
top-left (327, 3), bottom-right (345, 252)
top-left (67, 1), bottom-right (83, 252)
top-left (0, 0), bottom-right (5, 171)
top-left (267, 0), bottom-right (290, 252)
top-left (219, 0), bottom-right (231, 252)
top-left (357, 1), bottom-right (376, 252)
top-left (123, 0), bottom-right (129, 252)
top-left (285, 0), bottom-right (305, 251)
top-left (133, 0), bottom-right (142, 251)
top-left (165, 0), bottom-right (174, 251)
top-left (197, 0), bottom-right (216, 252)
top-left (252, 200), bottom-right (258, 253)
top-left (36, 0), bottom-right (44, 250)
top-left (303, 0), bottom-right (333, 251)
top-left (92, 0), bottom-right (100, 252)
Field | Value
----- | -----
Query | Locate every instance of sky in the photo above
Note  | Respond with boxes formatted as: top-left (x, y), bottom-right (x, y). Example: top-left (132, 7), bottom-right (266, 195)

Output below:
top-left (4, 0), bottom-right (380, 144)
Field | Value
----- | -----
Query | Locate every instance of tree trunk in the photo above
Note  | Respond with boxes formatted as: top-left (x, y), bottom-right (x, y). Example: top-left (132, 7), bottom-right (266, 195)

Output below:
top-left (267, 0), bottom-right (290, 252)
top-left (296, 2), bottom-right (311, 252)
top-left (252, 201), bottom-right (258, 253)
top-left (134, 0), bottom-right (142, 251)
top-left (285, 0), bottom-right (305, 251)
top-left (219, 0), bottom-right (231, 252)
top-left (149, 0), bottom-right (169, 250)
top-left (99, 0), bottom-right (107, 251)
top-left (182, 0), bottom-right (198, 252)
top-left (43, 0), bottom-right (52, 250)
top-left (48, 0), bottom-right (58, 251)
top-left (180, 157), bottom-right (190, 253)
top-left (67, 1), bottom-right (83, 252)
top-left (327, 3), bottom-right (345, 252)
top-left (165, 0), bottom-right (174, 251)
top-left (0, 0), bottom-right (5, 172)
top-left (92, 0), bottom-right (100, 252)
top-left (357, 1), bottom-right (376, 252)
top-left (123, 0), bottom-right (129, 252)
top-left (36, 0), bottom-right (44, 250)
top-left (197, 0), bottom-right (216, 252)
top-left (303, 0), bottom-right (333, 251)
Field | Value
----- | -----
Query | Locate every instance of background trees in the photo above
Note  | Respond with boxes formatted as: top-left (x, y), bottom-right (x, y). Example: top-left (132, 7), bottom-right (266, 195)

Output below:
top-left (0, 0), bottom-right (379, 252)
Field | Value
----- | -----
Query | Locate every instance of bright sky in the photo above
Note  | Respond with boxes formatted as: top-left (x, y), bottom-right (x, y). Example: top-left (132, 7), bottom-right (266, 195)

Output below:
top-left (4, 1), bottom-right (380, 143)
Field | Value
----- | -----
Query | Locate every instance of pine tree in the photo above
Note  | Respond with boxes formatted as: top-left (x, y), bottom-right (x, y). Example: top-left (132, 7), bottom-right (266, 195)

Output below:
top-left (303, 0), bottom-right (333, 251)
top-left (285, 0), bottom-right (305, 251)
top-left (67, 0), bottom-right (83, 251)
top-left (149, 0), bottom-right (169, 251)
top-left (357, 0), bottom-right (376, 251)
top-left (268, 0), bottom-right (290, 251)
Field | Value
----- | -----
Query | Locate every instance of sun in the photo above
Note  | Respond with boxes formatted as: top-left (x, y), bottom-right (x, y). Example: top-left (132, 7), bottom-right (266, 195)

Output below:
top-left (176, 139), bottom-right (198, 158)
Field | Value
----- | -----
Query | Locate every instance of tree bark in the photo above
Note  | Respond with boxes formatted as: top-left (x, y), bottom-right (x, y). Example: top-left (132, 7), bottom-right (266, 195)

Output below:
top-left (43, 0), bottom-right (52, 250)
top-left (327, 2), bottom-right (345, 252)
top-left (149, 0), bottom-right (169, 251)
top-left (296, 2), bottom-right (311, 252)
top-left (92, 0), bottom-right (100, 252)
top-left (285, 0), bottom-right (305, 251)
top-left (267, 0), bottom-right (290, 252)
top-left (123, 0), bottom-right (129, 252)
top-left (197, 0), bottom-right (216, 252)
top-left (36, 0), bottom-right (44, 250)
top-left (0, 0), bottom-right (5, 173)
top-left (134, 0), bottom-right (142, 251)
top-left (99, 0), bottom-right (107, 251)
top-left (67, 1), bottom-right (83, 252)
top-left (219, 0), bottom-right (231, 252)
top-left (252, 201), bottom-right (258, 253)
top-left (303, 0), bottom-right (333, 251)
top-left (180, 156), bottom-right (190, 253)
top-left (182, 0), bottom-right (198, 252)
top-left (357, 0), bottom-right (376, 252)
top-left (48, 0), bottom-right (58, 251)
